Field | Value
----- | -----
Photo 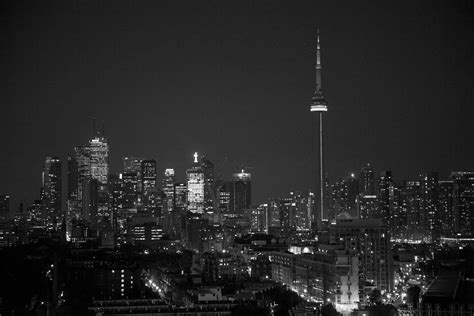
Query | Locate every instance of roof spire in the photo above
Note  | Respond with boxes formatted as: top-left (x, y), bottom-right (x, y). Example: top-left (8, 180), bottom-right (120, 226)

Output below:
top-left (315, 29), bottom-right (322, 94)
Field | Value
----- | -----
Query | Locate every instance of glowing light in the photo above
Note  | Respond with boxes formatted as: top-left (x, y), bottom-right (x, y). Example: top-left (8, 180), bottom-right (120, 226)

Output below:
top-left (310, 105), bottom-right (328, 112)
top-left (193, 152), bottom-right (198, 163)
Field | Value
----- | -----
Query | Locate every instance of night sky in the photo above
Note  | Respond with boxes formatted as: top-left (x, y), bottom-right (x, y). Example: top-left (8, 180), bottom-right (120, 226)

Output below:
top-left (1, 0), bottom-right (473, 208)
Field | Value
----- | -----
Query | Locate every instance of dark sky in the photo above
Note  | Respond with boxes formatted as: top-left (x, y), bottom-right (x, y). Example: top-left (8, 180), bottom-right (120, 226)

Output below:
top-left (1, 0), bottom-right (473, 208)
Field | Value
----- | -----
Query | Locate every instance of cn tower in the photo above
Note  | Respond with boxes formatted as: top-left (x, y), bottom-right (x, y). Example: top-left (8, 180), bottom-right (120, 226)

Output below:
top-left (310, 30), bottom-right (327, 225)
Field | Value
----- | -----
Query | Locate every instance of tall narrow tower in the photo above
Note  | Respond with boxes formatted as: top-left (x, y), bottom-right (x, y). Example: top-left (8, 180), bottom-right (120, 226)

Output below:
top-left (310, 30), bottom-right (328, 225)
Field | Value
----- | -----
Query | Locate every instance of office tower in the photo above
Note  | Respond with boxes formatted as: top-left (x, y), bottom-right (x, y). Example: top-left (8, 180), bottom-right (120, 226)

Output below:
top-left (173, 182), bottom-right (187, 231)
top-left (438, 180), bottom-right (454, 237)
top-left (201, 157), bottom-right (215, 211)
top-left (360, 163), bottom-right (376, 195)
top-left (162, 169), bottom-right (175, 230)
top-left (309, 30), bottom-right (328, 224)
top-left (346, 173), bottom-right (359, 216)
top-left (74, 145), bottom-right (91, 206)
top-left (218, 181), bottom-right (232, 213)
top-left (108, 174), bottom-right (123, 221)
top-left (121, 172), bottom-right (139, 209)
top-left (377, 171), bottom-right (393, 225)
top-left (163, 169), bottom-right (175, 201)
top-left (89, 135), bottom-right (109, 185)
top-left (330, 218), bottom-right (393, 301)
top-left (0, 195), bottom-right (10, 220)
top-left (186, 152), bottom-right (205, 214)
top-left (292, 191), bottom-right (312, 230)
top-left (419, 172), bottom-right (439, 242)
top-left (268, 199), bottom-right (281, 230)
top-left (451, 172), bottom-right (474, 237)
top-left (141, 159), bottom-right (157, 191)
top-left (279, 195), bottom-right (294, 230)
top-left (232, 170), bottom-right (251, 214)
top-left (123, 157), bottom-right (144, 193)
top-left (42, 156), bottom-right (62, 229)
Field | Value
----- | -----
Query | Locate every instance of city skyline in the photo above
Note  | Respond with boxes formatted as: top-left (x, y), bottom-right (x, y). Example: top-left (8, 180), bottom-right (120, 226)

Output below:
top-left (1, 2), bottom-right (473, 314)
top-left (2, 1), bottom-right (473, 207)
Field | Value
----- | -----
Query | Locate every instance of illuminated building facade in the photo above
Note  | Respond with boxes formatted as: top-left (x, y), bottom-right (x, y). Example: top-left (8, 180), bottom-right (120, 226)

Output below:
top-left (141, 159), bottom-right (157, 191)
top-left (89, 136), bottom-right (109, 185)
top-left (186, 152), bottom-right (205, 214)
top-left (330, 218), bottom-right (393, 300)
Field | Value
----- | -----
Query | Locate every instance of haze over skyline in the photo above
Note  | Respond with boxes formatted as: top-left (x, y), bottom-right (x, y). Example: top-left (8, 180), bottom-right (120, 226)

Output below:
top-left (2, 0), bottom-right (473, 207)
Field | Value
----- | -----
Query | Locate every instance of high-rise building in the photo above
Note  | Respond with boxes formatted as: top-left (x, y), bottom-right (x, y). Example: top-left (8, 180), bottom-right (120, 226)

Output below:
top-left (201, 157), bottom-right (215, 211)
top-left (123, 157), bottom-right (143, 193)
top-left (89, 135), bottom-right (109, 185)
top-left (377, 171), bottom-right (393, 226)
top-left (346, 173), bottom-right (359, 216)
top-left (419, 172), bottom-right (439, 242)
top-left (121, 172), bottom-right (139, 210)
top-left (42, 156), bottom-right (62, 229)
top-left (232, 170), bottom-right (251, 214)
top-left (405, 181), bottom-right (421, 240)
top-left (330, 218), bottom-right (393, 301)
top-left (309, 30), bottom-right (328, 225)
top-left (162, 169), bottom-right (175, 232)
top-left (438, 180), bottom-right (454, 237)
top-left (74, 145), bottom-right (91, 206)
top-left (451, 172), bottom-right (474, 237)
top-left (186, 152), bottom-right (205, 214)
top-left (359, 163), bottom-right (376, 195)
top-left (141, 159), bottom-right (157, 191)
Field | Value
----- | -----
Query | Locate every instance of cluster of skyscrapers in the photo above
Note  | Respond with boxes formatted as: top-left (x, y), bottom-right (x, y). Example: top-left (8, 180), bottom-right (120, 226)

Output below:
top-left (0, 32), bottom-right (472, 315)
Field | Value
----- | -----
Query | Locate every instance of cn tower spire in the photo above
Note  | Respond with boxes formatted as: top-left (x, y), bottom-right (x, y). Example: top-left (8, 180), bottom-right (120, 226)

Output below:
top-left (315, 29), bottom-right (322, 94)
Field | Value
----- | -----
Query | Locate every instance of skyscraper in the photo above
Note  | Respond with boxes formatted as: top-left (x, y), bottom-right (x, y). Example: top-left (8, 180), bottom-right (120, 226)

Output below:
top-left (141, 159), bottom-right (157, 191)
top-left (187, 152), bottom-right (205, 214)
top-left (232, 170), bottom-right (251, 214)
top-left (360, 163), bottom-right (375, 196)
top-left (89, 135), bottom-right (109, 185)
top-left (377, 171), bottom-right (393, 226)
top-left (42, 156), bottom-right (62, 229)
top-left (309, 30), bottom-right (328, 225)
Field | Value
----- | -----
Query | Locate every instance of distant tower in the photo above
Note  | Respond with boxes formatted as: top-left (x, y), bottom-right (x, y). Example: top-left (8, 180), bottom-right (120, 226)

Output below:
top-left (310, 30), bottom-right (328, 224)
top-left (42, 156), bottom-right (62, 229)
